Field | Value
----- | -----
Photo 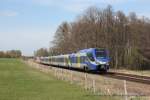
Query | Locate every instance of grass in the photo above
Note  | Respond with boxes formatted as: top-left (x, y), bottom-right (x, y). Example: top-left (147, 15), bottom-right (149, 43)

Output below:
top-left (0, 58), bottom-right (121, 100)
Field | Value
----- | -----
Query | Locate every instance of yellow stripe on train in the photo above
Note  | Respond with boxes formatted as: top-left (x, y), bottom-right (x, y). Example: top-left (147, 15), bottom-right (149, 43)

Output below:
top-left (77, 53), bottom-right (80, 68)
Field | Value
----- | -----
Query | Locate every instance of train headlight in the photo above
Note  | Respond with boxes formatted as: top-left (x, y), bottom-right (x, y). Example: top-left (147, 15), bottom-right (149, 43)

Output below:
top-left (99, 61), bottom-right (106, 64)
top-left (96, 61), bottom-right (109, 65)
top-left (96, 61), bottom-right (99, 64)
top-left (106, 62), bottom-right (109, 65)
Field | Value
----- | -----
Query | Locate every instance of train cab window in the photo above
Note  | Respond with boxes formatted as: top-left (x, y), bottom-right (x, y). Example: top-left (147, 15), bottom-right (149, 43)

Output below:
top-left (87, 52), bottom-right (95, 61)
top-left (95, 50), bottom-right (107, 58)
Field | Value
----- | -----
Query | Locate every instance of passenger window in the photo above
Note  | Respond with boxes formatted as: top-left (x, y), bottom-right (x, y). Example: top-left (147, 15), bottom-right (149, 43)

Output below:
top-left (81, 56), bottom-right (85, 63)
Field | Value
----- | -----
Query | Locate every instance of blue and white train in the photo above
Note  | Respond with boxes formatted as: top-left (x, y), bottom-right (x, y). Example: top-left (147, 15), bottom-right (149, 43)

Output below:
top-left (36, 48), bottom-right (110, 72)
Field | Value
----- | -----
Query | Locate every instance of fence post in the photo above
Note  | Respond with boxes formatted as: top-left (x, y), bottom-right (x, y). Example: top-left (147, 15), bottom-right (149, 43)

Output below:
top-left (124, 80), bottom-right (128, 100)
top-left (61, 69), bottom-right (63, 80)
top-left (84, 73), bottom-right (87, 90)
top-left (71, 71), bottom-right (73, 84)
top-left (55, 69), bottom-right (56, 77)
top-left (92, 78), bottom-right (96, 94)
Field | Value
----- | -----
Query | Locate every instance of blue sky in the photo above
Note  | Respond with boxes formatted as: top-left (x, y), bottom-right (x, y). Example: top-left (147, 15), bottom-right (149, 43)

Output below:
top-left (0, 0), bottom-right (150, 56)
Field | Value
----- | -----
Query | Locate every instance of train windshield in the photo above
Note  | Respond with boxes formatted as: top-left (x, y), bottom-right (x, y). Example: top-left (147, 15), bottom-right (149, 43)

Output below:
top-left (87, 52), bottom-right (95, 61)
top-left (95, 49), bottom-right (107, 58)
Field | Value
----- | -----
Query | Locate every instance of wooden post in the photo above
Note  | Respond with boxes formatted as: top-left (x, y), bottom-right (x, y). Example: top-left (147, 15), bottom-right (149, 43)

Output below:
top-left (64, 70), bottom-right (66, 81)
top-left (107, 89), bottom-right (110, 95)
top-left (124, 80), bottom-right (128, 100)
top-left (92, 78), bottom-right (96, 94)
top-left (55, 69), bottom-right (56, 77)
top-left (84, 73), bottom-right (87, 90)
top-left (56, 69), bottom-right (57, 78)
top-left (61, 69), bottom-right (63, 80)
top-left (71, 71), bottom-right (73, 84)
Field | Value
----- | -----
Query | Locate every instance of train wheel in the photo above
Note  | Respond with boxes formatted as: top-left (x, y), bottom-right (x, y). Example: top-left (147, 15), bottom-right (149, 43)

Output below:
top-left (101, 69), bottom-right (107, 74)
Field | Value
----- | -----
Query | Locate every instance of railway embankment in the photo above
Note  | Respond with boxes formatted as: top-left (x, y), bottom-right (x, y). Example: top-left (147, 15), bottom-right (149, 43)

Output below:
top-left (24, 59), bottom-right (150, 100)
top-left (109, 69), bottom-right (150, 77)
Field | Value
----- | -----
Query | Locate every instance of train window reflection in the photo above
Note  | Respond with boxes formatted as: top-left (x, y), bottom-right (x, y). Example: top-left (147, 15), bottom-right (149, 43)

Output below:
top-left (87, 52), bottom-right (95, 61)
top-left (96, 50), bottom-right (107, 58)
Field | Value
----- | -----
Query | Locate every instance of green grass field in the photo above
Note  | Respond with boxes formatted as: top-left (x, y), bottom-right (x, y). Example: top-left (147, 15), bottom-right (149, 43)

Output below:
top-left (0, 58), bottom-right (120, 100)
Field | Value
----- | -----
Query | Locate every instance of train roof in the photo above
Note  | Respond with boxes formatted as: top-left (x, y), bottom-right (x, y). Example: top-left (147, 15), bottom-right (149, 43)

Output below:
top-left (50, 54), bottom-right (69, 58)
top-left (78, 48), bottom-right (106, 53)
top-left (49, 48), bottom-right (107, 58)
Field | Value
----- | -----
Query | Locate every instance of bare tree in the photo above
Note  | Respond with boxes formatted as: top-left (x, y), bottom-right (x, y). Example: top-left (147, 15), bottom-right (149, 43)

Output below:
top-left (49, 5), bottom-right (150, 70)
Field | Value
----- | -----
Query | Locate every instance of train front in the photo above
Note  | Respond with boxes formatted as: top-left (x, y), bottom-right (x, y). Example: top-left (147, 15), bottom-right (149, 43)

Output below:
top-left (94, 49), bottom-right (110, 72)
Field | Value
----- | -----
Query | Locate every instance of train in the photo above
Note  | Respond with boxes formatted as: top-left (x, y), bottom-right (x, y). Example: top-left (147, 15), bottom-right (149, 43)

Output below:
top-left (36, 48), bottom-right (110, 72)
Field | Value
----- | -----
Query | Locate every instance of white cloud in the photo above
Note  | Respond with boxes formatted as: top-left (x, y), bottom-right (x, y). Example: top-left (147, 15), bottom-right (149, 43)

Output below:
top-left (0, 10), bottom-right (18, 17)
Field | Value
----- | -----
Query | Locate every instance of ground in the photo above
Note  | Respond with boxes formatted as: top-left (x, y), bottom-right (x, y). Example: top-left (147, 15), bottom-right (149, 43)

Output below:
top-left (110, 69), bottom-right (150, 76)
top-left (0, 58), bottom-right (121, 100)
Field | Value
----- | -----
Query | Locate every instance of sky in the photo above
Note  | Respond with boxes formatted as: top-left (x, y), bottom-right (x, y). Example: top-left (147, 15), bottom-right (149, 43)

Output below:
top-left (0, 0), bottom-right (150, 56)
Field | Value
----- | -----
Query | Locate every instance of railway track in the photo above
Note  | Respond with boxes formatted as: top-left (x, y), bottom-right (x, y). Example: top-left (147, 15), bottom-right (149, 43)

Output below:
top-left (105, 72), bottom-right (150, 85)
top-left (37, 61), bottom-right (150, 85)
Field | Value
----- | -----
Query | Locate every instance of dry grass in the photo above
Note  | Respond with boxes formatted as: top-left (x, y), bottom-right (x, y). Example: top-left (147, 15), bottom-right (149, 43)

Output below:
top-left (26, 60), bottom-right (150, 100)
top-left (110, 69), bottom-right (150, 77)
